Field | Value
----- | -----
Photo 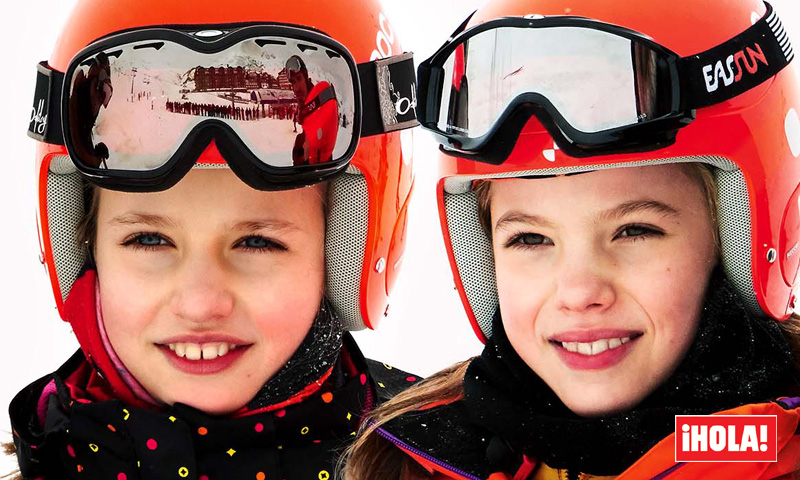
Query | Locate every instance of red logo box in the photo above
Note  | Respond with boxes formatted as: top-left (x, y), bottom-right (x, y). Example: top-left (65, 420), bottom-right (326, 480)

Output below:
top-left (675, 415), bottom-right (777, 462)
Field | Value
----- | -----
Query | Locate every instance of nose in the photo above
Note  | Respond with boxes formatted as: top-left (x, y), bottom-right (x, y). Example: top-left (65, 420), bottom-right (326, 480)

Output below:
top-left (170, 253), bottom-right (234, 324)
top-left (553, 245), bottom-right (616, 315)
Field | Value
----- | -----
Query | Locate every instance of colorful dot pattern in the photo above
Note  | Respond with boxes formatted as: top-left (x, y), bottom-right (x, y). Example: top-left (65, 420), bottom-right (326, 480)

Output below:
top-left (12, 347), bottom-right (424, 480)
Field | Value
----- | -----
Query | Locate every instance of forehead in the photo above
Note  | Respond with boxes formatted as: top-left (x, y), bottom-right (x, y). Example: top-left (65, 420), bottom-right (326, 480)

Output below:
top-left (488, 164), bottom-right (705, 215)
top-left (96, 169), bottom-right (323, 221)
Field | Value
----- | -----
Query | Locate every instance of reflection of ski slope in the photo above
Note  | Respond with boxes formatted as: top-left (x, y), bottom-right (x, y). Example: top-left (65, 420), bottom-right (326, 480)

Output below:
top-left (93, 95), bottom-right (353, 169)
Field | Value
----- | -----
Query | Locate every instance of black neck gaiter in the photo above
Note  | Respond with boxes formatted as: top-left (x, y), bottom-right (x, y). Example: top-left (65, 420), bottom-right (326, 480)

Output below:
top-left (246, 297), bottom-right (343, 410)
top-left (463, 272), bottom-right (797, 475)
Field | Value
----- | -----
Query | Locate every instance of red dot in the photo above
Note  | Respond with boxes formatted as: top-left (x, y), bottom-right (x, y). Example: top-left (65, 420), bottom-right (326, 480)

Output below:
top-left (406, 376), bottom-right (417, 382)
top-left (197, 427), bottom-right (208, 436)
top-left (359, 374), bottom-right (367, 385)
top-left (117, 473), bottom-right (127, 480)
top-left (67, 445), bottom-right (76, 458)
top-left (107, 424), bottom-right (117, 432)
top-left (321, 392), bottom-right (334, 403)
top-left (313, 439), bottom-right (322, 444)
top-left (199, 476), bottom-right (209, 480)
top-left (254, 422), bottom-right (264, 433)
top-left (146, 439), bottom-right (158, 450)
top-left (275, 409), bottom-right (286, 418)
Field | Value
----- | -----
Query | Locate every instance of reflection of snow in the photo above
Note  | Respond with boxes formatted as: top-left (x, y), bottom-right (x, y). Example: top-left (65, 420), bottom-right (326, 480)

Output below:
top-left (438, 27), bottom-right (639, 136)
top-left (94, 88), bottom-right (353, 170)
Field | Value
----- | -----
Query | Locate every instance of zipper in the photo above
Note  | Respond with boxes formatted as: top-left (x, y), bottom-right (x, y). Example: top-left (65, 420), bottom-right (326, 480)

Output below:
top-left (648, 462), bottom-right (686, 480)
top-left (376, 426), bottom-right (483, 480)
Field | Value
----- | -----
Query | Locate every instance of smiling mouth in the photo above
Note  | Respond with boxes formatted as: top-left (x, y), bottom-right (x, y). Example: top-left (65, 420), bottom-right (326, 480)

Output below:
top-left (550, 333), bottom-right (643, 356)
top-left (162, 342), bottom-right (242, 361)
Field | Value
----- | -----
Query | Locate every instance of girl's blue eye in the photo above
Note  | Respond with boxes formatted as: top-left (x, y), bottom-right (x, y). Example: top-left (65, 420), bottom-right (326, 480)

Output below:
top-left (237, 236), bottom-right (287, 252)
top-left (122, 232), bottom-right (169, 250)
top-left (137, 234), bottom-right (165, 246)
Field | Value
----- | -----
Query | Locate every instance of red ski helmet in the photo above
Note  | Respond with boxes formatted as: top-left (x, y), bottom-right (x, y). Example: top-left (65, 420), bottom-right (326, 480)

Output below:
top-left (431, 0), bottom-right (800, 341)
top-left (34, 0), bottom-right (413, 342)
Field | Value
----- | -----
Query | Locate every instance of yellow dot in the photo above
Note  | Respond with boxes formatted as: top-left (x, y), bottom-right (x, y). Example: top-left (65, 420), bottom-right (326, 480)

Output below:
top-left (319, 470), bottom-right (330, 480)
top-left (227, 448), bottom-right (237, 457)
top-left (122, 409), bottom-right (130, 420)
top-left (178, 466), bottom-right (189, 478)
top-left (346, 413), bottom-right (352, 421)
top-left (301, 426), bottom-right (310, 435)
top-left (89, 444), bottom-right (99, 453)
top-left (256, 472), bottom-right (266, 480)
top-left (137, 461), bottom-right (140, 468)
top-left (277, 445), bottom-right (283, 450)
top-left (350, 431), bottom-right (356, 436)
top-left (169, 416), bottom-right (177, 422)
top-left (382, 363), bottom-right (393, 370)
top-left (378, 382), bottom-right (386, 388)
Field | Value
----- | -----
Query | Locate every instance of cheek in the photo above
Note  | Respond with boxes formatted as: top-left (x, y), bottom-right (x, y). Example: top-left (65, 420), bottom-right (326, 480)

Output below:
top-left (494, 248), bottom-right (547, 347)
top-left (244, 247), bottom-right (325, 338)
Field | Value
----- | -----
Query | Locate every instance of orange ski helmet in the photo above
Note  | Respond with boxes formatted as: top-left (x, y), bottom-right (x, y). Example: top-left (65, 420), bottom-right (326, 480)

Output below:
top-left (33, 0), bottom-right (414, 336)
top-left (427, 0), bottom-right (800, 341)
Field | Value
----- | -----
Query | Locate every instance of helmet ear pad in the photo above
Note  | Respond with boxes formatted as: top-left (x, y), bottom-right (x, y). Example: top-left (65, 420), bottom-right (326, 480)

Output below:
top-left (439, 156), bottom-right (759, 341)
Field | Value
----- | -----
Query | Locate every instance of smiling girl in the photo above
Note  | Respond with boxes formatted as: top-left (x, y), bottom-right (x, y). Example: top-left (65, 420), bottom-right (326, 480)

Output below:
top-left (344, 0), bottom-right (800, 478)
top-left (8, 0), bottom-right (418, 477)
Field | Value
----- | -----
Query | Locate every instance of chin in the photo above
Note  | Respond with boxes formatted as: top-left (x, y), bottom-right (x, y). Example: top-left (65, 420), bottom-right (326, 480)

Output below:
top-left (561, 388), bottom-right (644, 418)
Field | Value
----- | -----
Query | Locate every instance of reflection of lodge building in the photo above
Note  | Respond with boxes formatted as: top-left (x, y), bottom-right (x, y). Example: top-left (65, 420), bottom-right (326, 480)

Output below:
top-left (194, 66), bottom-right (290, 92)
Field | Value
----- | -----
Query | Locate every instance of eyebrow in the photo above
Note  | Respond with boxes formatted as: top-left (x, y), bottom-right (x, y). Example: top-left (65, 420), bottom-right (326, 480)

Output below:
top-left (494, 199), bottom-right (680, 233)
top-left (108, 214), bottom-right (299, 233)
top-left (109, 213), bottom-right (179, 229)
top-left (495, 211), bottom-right (556, 232)
top-left (229, 219), bottom-right (299, 233)
top-left (597, 199), bottom-right (679, 222)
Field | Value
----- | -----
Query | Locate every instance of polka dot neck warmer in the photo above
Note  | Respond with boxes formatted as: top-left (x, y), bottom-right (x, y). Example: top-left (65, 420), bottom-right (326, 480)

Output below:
top-left (9, 335), bottom-right (373, 480)
top-left (463, 270), bottom-right (797, 476)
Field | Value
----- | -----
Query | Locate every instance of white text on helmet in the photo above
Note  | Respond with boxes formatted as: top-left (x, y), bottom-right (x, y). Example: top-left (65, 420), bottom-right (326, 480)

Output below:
top-left (702, 43), bottom-right (769, 93)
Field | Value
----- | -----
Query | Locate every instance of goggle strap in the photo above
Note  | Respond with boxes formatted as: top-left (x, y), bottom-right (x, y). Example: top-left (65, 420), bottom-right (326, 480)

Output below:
top-left (679, 2), bottom-right (793, 110)
top-left (28, 61), bottom-right (64, 145)
top-left (358, 52), bottom-right (419, 137)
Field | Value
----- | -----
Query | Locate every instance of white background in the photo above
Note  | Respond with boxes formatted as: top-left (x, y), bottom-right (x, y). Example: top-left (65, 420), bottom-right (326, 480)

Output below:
top-left (1, 0), bottom-right (798, 473)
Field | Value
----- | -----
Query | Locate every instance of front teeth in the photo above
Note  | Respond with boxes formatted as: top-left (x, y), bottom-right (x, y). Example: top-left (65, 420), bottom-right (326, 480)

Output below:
top-left (167, 342), bottom-right (238, 360)
top-left (562, 337), bottom-right (632, 355)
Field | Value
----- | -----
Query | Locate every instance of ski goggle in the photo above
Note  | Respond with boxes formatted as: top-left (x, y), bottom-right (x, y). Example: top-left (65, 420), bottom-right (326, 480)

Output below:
top-left (417, 1), bottom-right (793, 162)
top-left (29, 24), bottom-right (418, 191)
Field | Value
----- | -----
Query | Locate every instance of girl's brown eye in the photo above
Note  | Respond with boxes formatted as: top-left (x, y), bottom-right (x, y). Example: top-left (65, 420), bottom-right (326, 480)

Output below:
top-left (504, 232), bottom-right (553, 249)
top-left (615, 224), bottom-right (664, 240)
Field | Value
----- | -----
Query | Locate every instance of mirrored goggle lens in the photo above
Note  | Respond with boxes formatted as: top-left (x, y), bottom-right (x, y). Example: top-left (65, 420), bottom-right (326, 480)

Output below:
top-left (437, 26), bottom-right (673, 139)
top-left (67, 36), bottom-right (356, 171)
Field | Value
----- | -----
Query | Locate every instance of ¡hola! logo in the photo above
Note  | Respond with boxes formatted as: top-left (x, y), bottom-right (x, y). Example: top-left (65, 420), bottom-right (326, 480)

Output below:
top-left (674, 415), bottom-right (777, 462)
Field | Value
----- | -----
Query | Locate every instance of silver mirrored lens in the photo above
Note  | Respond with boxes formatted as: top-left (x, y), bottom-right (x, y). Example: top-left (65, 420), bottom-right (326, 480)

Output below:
top-left (68, 35), bottom-right (356, 170)
top-left (437, 26), bottom-right (664, 138)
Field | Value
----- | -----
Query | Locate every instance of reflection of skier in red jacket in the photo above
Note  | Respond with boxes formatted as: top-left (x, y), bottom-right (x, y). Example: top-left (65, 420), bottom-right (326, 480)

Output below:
top-left (286, 55), bottom-right (339, 165)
